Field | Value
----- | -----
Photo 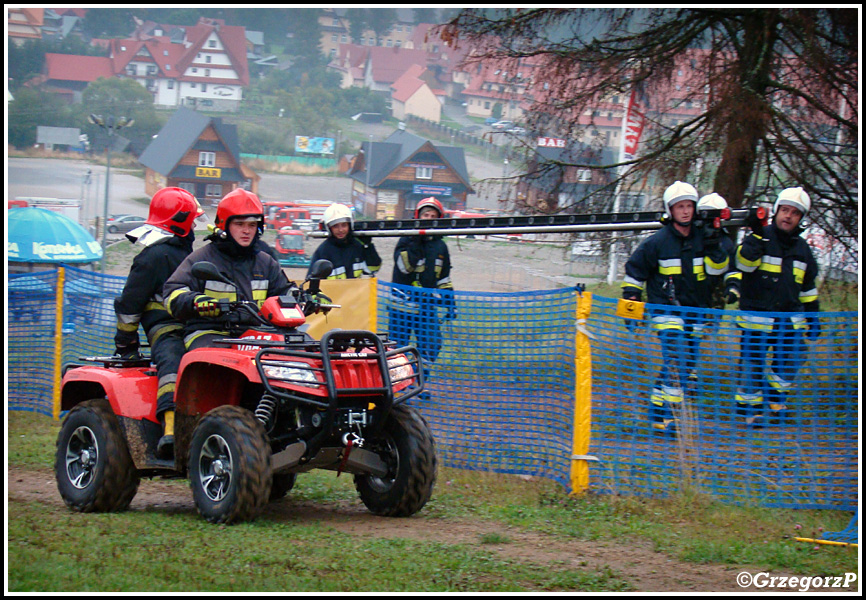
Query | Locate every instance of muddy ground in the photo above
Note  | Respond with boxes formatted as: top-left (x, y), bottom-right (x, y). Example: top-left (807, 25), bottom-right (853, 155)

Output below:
top-left (8, 466), bottom-right (823, 593)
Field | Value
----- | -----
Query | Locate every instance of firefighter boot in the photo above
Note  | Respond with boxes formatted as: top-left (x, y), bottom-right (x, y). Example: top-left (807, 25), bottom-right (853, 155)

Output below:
top-left (157, 410), bottom-right (175, 459)
top-left (649, 401), bottom-right (678, 437)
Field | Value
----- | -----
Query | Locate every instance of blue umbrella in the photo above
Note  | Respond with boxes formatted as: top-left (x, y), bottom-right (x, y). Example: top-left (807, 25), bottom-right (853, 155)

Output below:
top-left (8, 207), bottom-right (103, 263)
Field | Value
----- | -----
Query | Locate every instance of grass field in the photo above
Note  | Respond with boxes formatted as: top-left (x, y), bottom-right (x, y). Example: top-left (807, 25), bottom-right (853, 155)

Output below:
top-left (7, 411), bottom-right (859, 593)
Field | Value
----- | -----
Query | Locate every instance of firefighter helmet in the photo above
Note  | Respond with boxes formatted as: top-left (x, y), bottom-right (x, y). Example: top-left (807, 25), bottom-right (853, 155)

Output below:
top-left (697, 193), bottom-right (728, 211)
top-left (662, 181), bottom-right (698, 218)
top-left (321, 203), bottom-right (353, 232)
top-left (145, 187), bottom-right (202, 237)
top-left (773, 187), bottom-right (811, 219)
top-left (215, 188), bottom-right (264, 231)
top-left (415, 197), bottom-right (444, 219)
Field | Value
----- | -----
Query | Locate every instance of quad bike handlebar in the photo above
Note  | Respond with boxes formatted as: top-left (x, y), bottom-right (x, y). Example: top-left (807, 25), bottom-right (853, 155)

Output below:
top-left (191, 259), bottom-right (340, 324)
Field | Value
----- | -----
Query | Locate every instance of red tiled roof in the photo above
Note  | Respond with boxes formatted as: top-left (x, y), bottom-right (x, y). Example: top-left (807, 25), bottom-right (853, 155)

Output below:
top-left (44, 53), bottom-right (114, 82)
top-left (391, 65), bottom-right (428, 103)
top-left (366, 46), bottom-right (429, 85)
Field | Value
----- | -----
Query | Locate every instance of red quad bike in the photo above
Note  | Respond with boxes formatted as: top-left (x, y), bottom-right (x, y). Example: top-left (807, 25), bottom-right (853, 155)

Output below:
top-left (56, 259), bottom-right (437, 524)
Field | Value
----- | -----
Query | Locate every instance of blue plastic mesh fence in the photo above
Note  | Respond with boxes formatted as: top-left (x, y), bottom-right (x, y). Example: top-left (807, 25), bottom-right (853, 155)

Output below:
top-left (7, 268), bottom-right (859, 511)
top-left (8, 266), bottom-right (127, 416)
top-left (379, 282), bottom-right (577, 487)
top-left (585, 295), bottom-right (858, 511)
top-left (820, 510), bottom-right (859, 544)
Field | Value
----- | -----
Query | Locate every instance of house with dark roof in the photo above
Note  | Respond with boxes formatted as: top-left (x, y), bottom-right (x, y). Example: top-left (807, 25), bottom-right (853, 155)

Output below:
top-left (346, 129), bottom-right (474, 219)
top-left (517, 143), bottom-right (619, 213)
top-left (138, 106), bottom-right (258, 202)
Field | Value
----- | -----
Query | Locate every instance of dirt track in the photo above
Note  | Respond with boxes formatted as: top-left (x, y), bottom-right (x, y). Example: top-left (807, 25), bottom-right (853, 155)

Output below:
top-left (10, 465), bottom-right (834, 593)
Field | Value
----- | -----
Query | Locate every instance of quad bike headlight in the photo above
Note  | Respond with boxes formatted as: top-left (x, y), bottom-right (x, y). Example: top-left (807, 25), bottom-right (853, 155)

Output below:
top-left (262, 361), bottom-right (318, 387)
top-left (387, 354), bottom-right (415, 382)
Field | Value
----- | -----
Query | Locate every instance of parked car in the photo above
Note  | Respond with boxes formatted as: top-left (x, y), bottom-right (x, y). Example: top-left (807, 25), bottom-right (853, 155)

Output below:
top-left (492, 120), bottom-right (515, 130)
top-left (507, 126), bottom-right (527, 135)
top-left (106, 214), bottom-right (146, 234)
top-left (484, 117), bottom-right (499, 125)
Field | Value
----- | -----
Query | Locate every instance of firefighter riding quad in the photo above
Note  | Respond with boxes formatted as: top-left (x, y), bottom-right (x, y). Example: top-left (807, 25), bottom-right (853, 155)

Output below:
top-left (56, 259), bottom-right (437, 524)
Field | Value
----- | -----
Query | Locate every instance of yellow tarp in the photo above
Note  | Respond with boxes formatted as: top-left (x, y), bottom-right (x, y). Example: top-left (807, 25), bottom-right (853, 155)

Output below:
top-left (303, 278), bottom-right (378, 339)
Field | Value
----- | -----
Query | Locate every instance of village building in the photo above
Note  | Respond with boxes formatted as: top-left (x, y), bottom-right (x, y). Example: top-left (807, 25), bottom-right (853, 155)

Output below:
top-left (138, 106), bottom-right (259, 202)
top-left (346, 129), bottom-right (473, 219)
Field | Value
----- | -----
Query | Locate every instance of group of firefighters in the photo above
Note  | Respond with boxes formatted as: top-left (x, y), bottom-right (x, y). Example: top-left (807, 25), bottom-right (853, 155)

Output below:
top-left (112, 180), bottom-right (819, 458)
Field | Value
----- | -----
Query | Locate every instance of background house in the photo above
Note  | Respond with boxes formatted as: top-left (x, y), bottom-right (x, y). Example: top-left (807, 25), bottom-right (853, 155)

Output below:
top-left (390, 65), bottom-right (442, 123)
top-left (347, 129), bottom-right (473, 219)
top-left (138, 106), bottom-right (257, 202)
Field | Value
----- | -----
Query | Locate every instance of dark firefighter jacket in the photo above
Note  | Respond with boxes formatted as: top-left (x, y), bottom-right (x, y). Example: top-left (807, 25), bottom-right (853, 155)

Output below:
top-left (622, 220), bottom-right (729, 308)
top-left (164, 235), bottom-right (292, 343)
top-left (114, 234), bottom-right (194, 350)
top-left (391, 235), bottom-right (453, 290)
top-left (735, 223), bottom-right (819, 313)
top-left (307, 234), bottom-right (381, 279)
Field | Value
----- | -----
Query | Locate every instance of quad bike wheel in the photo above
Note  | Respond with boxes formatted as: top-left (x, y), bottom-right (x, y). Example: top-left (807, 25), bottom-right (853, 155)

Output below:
top-left (55, 399), bottom-right (140, 512)
top-left (269, 472), bottom-right (297, 502)
top-left (354, 404), bottom-right (437, 517)
top-left (189, 405), bottom-right (272, 524)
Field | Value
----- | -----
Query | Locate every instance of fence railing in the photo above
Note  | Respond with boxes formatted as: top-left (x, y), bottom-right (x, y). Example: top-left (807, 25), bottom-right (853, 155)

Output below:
top-left (8, 266), bottom-right (858, 510)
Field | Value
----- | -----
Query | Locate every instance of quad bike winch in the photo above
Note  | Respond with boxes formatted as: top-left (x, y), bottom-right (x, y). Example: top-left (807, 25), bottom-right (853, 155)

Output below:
top-left (56, 259), bottom-right (437, 524)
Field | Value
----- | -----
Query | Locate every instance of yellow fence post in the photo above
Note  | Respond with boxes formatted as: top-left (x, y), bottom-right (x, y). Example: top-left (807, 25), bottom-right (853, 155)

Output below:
top-left (53, 266), bottom-right (66, 421)
top-left (570, 290), bottom-right (595, 495)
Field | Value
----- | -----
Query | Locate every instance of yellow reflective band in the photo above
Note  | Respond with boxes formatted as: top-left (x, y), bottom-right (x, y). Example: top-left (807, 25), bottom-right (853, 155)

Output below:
top-left (736, 314), bottom-right (775, 331)
top-left (116, 321), bottom-right (138, 332)
top-left (736, 247), bottom-right (761, 271)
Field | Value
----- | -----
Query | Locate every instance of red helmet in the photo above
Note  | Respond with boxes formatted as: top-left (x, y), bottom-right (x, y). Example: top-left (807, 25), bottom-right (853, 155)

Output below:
top-left (415, 197), bottom-right (444, 219)
top-left (146, 187), bottom-right (202, 236)
top-left (215, 188), bottom-right (264, 230)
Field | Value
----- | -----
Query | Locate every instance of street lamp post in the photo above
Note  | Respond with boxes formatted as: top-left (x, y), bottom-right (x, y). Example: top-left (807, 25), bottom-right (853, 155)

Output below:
top-left (88, 114), bottom-right (134, 272)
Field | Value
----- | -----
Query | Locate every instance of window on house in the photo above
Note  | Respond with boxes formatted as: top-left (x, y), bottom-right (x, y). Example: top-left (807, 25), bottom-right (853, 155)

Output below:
top-left (205, 69), bottom-right (210, 77)
top-left (178, 182), bottom-right (195, 194)
top-left (206, 55), bottom-right (212, 63)
top-left (341, 34), bottom-right (347, 43)
top-left (205, 184), bottom-right (222, 197)
top-left (578, 169), bottom-right (592, 182)
top-left (168, 80), bottom-right (174, 89)
top-left (166, 65), bottom-right (171, 71)
top-left (201, 83), bottom-right (207, 92)
top-left (199, 152), bottom-right (215, 167)
top-left (192, 67), bottom-right (198, 73)
top-left (208, 40), bottom-right (216, 48)
top-left (332, 33), bottom-right (338, 42)
top-left (416, 166), bottom-right (433, 180)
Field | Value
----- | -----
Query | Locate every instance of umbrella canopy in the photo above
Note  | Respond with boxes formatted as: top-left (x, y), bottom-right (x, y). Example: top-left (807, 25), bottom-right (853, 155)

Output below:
top-left (8, 207), bottom-right (103, 263)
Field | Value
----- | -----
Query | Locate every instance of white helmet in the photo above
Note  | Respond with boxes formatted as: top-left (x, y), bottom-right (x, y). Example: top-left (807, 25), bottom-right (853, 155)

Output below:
top-left (773, 187), bottom-right (810, 219)
top-left (663, 181), bottom-right (698, 218)
top-left (321, 203), bottom-right (353, 232)
top-left (697, 192), bottom-right (728, 211)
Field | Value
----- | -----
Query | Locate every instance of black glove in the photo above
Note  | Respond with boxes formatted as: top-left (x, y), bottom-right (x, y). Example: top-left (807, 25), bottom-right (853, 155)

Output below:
top-left (746, 210), bottom-right (765, 235)
top-left (702, 223), bottom-right (722, 247)
top-left (114, 345), bottom-right (141, 360)
top-left (726, 288), bottom-right (740, 305)
top-left (193, 295), bottom-right (221, 318)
